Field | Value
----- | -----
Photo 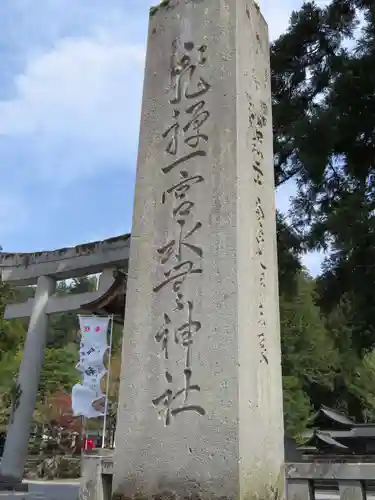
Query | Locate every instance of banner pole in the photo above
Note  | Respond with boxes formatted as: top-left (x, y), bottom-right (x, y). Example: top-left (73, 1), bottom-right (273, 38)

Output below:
top-left (81, 416), bottom-right (87, 456)
top-left (77, 316), bottom-right (84, 456)
top-left (102, 315), bottom-right (114, 449)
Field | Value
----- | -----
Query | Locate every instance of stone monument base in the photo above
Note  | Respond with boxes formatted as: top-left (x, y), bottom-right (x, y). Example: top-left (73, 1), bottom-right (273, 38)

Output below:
top-left (0, 478), bottom-right (28, 493)
top-left (80, 452), bottom-right (113, 500)
top-left (0, 494), bottom-right (28, 500)
top-left (0, 480), bottom-right (28, 500)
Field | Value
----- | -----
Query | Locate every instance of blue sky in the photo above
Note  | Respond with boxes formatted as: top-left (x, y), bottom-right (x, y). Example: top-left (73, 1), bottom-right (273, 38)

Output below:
top-left (0, 0), bottom-right (328, 275)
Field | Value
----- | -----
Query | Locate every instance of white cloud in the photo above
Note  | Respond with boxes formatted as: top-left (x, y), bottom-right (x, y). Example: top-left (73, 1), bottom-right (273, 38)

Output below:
top-left (0, 34), bottom-right (145, 183)
top-left (0, 0), bottom-right (331, 188)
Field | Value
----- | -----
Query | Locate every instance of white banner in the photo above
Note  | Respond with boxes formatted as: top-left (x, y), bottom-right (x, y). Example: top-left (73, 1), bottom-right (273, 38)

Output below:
top-left (76, 316), bottom-right (109, 370)
top-left (72, 315), bottom-right (110, 418)
top-left (78, 315), bottom-right (109, 360)
top-left (72, 384), bottom-right (106, 418)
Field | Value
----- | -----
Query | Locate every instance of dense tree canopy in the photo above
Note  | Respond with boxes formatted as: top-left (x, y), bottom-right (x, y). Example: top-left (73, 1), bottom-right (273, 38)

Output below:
top-left (271, 0), bottom-right (375, 429)
top-left (272, 0), bottom-right (375, 352)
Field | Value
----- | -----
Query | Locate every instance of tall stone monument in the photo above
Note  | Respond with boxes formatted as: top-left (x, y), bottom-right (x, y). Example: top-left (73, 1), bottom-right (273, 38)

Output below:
top-left (113, 0), bottom-right (285, 498)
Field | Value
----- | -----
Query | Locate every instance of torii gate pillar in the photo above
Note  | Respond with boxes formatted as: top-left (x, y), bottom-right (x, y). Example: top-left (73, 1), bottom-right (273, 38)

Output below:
top-left (0, 275), bottom-right (56, 483)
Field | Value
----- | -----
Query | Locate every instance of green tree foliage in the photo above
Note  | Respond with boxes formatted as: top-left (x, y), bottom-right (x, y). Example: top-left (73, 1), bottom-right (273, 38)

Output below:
top-left (347, 351), bottom-right (375, 423)
top-left (277, 213), bottom-right (303, 297)
top-left (281, 273), bottom-right (339, 389)
top-left (280, 272), bottom-right (339, 436)
top-left (282, 376), bottom-right (312, 439)
top-left (0, 282), bottom-right (27, 428)
top-left (38, 346), bottom-right (80, 400)
top-left (0, 281), bottom-right (26, 355)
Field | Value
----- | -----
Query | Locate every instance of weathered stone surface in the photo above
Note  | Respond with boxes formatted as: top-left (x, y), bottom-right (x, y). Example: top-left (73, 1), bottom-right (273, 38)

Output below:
top-left (0, 494), bottom-right (29, 500)
top-left (286, 462), bottom-right (375, 481)
top-left (4, 268), bottom-right (117, 320)
top-left (0, 235), bottom-right (130, 285)
top-left (0, 276), bottom-right (56, 483)
top-left (80, 456), bottom-right (112, 500)
top-left (113, 0), bottom-right (284, 498)
top-left (0, 479), bottom-right (28, 493)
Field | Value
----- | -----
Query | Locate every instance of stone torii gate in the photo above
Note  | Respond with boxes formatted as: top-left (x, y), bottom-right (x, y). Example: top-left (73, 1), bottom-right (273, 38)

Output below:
top-left (0, 235), bottom-right (130, 488)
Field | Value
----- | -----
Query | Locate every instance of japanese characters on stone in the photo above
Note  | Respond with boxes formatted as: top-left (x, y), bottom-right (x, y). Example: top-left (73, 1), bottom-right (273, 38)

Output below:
top-left (152, 39), bottom-right (211, 426)
top-left (248, 83), bottom-right (270, 365)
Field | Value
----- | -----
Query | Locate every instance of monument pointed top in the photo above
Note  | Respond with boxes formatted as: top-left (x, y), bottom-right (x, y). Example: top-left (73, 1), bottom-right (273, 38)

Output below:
top-left (149, 0), bottom-right (267, 39)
